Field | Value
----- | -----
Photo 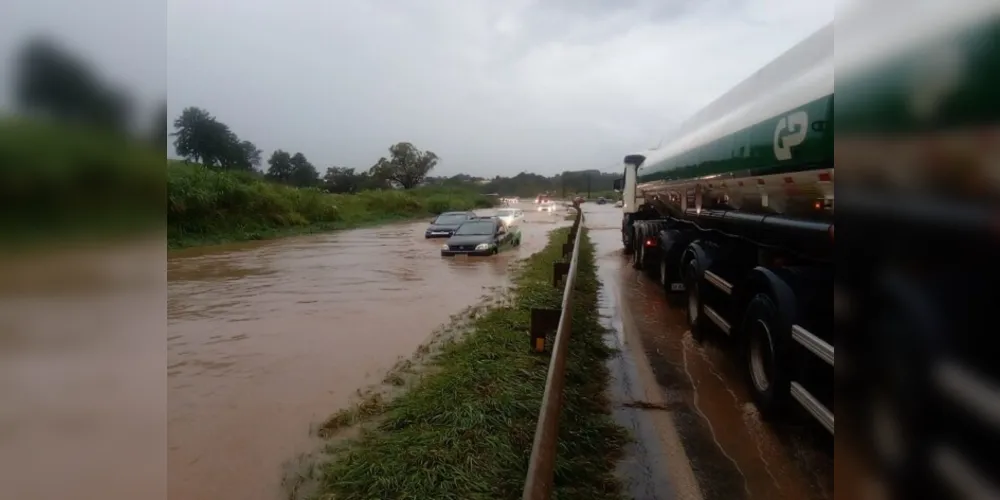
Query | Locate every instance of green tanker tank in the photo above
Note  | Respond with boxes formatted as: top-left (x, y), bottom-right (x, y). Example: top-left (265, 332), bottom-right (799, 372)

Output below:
top-left (632, 9), bottom-right (999, 220)
top-left (633, 24), bottom-right (833, 220)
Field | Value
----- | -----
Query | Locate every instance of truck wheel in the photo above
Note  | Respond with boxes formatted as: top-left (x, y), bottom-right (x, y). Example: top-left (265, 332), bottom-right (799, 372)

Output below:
top-left (862, 273), bottom-right (936, 497)
top-left (660, 258), bottom-right (683, 305)
top-left (741, 293), bottom-right (791, 420)
top-left (683, 259), bottom-right (706, 342)
top-left (631, 236), bottom-right (644, 270)
top-left (632, 232), bottom-right (642, 269)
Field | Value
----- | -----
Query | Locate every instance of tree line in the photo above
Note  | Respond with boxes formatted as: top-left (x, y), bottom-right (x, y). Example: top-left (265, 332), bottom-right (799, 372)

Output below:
top-left (169, 107), bottom-right (620, 197)
top-left (171, 106), bottom-right (439, 193)
top-left (6, 35), bottom-right (621, 198)
top-left (423, 171), bottom-right (622, 198)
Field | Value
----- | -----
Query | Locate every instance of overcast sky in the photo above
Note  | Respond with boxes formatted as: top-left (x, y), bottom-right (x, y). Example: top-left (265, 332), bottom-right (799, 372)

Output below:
top-left (3, 0), bottom-right (832, 177)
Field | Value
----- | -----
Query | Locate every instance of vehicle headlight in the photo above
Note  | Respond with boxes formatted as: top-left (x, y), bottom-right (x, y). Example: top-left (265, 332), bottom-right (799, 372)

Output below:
top-left (441, 244), bottom-right (450, 250)
top-left (475, 243), bottom-right (490, 250)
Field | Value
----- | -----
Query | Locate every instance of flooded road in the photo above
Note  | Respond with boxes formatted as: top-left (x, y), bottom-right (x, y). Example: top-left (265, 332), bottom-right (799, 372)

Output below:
top-left (585, 203), bottom-right (834, 500)
top-left (167, 207), bottom-right (570, 500)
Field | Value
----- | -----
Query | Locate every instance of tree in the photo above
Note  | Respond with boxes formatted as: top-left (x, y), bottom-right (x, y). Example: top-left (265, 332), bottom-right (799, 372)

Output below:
top-left (323, 166), bottom-right (376, 193)
top-left (266, 150), bottom-right (294, 183)
top-left (14, 36), bottom-right (131, 133)
top-left (238, 140), bottom-right (263, 169)
top-left (217, 129), bottom-right (244, 170)
top-left (289, 152), bottom-right (319, 187)
top-left (172, 107), bottom-right (226, 166)
top-left (172, 107), bottom-right (259, 170)
top-left (369, 142), bottom-right (438, 189)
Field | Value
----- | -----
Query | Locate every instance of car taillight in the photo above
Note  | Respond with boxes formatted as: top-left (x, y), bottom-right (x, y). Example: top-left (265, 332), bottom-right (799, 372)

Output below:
top-left (644, 238), bottom-right (656, 247)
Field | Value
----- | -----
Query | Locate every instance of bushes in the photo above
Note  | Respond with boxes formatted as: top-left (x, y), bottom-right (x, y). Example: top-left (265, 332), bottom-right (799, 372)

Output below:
top-left (0, 116), bottom-right (163, 249)
top-left (0, 116), bottom-right (495, 249)
top-left (167, 164), bottom-right (495, 248)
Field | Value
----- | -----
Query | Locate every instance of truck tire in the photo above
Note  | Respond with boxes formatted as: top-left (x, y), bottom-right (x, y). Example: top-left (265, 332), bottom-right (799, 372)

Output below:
top-left (862, 272), bottom-right (937, 498)
top-left (683, 258), bottom-right (706, 342)
top-left (622, 221), bottom-right (635, 255)
top-left (631, 234), bottom-right (644, 270)
top-left (659, 258), bottom-right (670, 289)
top-left (659, 257), bottom-right (684, 305)
top-left (741, 292), bottom-right (792, 421)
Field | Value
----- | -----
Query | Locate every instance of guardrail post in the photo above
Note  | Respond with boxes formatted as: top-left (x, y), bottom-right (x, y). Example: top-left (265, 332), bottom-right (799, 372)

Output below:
top-left (561, 242), bottom-right (574, 258)
top-left (552, 261), bottom-right (569, 287)
top-left (529, 307), bottom-right (560, 353)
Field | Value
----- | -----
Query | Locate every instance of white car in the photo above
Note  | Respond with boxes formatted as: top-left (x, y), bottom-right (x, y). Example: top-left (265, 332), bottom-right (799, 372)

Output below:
top-left (538, 201), bottom-right (556, 213)
top-left (495, 208), bottom-right (523, 227)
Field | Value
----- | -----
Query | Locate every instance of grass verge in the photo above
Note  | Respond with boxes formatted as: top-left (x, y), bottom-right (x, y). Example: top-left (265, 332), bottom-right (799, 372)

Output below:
top-left (310, 226), bottom-right (627, 500)
top-left (168, 163), bottom-right (496, 249)
top-left (0, 116), bottom-right (163, 253)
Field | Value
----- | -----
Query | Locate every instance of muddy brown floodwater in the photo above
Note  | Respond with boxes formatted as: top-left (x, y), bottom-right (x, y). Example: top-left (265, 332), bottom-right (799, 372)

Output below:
top-left (584, 203), bottom-right (834, 500)
top-left (167, 206), bottom-right (570, 500)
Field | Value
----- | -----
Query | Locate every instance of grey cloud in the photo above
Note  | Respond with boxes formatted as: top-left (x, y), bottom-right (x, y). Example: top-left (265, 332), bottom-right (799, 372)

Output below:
top-left (0, 0), bottom-right (166, 124)
top-left (2, 0), bottom-right (832, 177)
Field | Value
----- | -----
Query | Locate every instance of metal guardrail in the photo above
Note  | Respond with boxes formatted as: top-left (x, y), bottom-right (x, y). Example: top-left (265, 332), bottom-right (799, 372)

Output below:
top-left (521, 201), bottom-right (585, 500)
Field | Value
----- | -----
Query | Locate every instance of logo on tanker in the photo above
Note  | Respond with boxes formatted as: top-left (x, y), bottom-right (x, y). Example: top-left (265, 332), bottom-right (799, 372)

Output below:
top-left (773, 110), bottom-right (809, 161)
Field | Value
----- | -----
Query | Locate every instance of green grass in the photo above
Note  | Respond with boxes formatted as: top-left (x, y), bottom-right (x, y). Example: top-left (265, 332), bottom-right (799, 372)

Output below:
top-left (312, 227), bottom-right (628, 500)
top-left (0, 116), bottom-right (164, 252)
top-left (167, 162), bottom-right (496, 249)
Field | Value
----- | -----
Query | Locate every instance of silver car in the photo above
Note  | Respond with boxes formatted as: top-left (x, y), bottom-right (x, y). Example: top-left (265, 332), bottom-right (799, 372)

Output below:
top-left (495, 208), bottom-right (523, 227)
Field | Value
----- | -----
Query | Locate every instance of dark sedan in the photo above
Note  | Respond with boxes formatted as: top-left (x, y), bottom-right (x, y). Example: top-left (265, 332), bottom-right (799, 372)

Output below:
top-left (424, 211), bottom-right (478, 238)
top-left (441, 217), bottom-right (521, 256)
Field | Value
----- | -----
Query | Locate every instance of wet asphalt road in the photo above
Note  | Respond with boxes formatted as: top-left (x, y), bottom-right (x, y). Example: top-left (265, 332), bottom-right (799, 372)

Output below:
top-left (167, 207), bottom-right (571, 500)
top-left (585, 203), bottom-right (834, 500)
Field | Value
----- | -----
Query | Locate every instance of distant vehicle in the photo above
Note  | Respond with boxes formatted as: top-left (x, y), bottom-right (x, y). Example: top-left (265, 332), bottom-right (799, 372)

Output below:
top-left (596, 197), bottom-right (608, 205)
top-left (495, 208), bottom-right (523, 227)
top-left (538, 201), bottom-right (557, 213)
top-left (534, 194), bottom-right (551, 204)
top-left (441, 217), bottom-right (521, 256)
top-left (425, 211), bottom-right (477, 238)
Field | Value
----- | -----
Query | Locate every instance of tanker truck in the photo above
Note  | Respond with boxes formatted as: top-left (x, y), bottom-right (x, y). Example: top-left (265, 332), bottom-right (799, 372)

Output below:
top-left (614, 8), bottom-right (1000, 498)
top-left (613, 24), bottom-right (835, 434)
